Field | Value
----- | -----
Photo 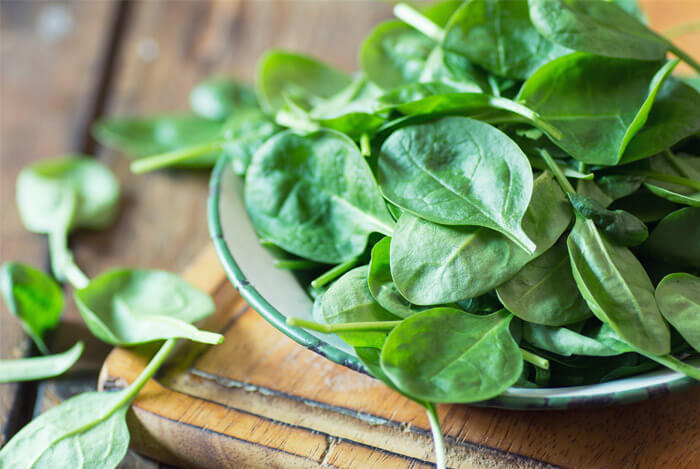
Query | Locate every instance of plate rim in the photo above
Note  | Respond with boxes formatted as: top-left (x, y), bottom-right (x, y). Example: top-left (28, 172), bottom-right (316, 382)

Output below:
top-left (208, 155), bottom-right (697, 410)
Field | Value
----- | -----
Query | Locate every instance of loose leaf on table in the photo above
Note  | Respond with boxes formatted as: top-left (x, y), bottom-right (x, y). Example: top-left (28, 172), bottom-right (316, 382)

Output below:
top-left (517, 54), bottom-right (677, 165)
top-left (220, 108), bottom-right (280, 175)
top-left (523, 323), bottom-right (628, 357)
top-left (528, 0), bottom-right (669, 60)
top-left (255, 50), bottom-right (351, 114)
top-left (622, 79), bottom-right (700, 163)
top-left (567, 193), bottom-right (648, 246)
top-left (16, 156), bottom-right (120, 280)
top-left (567, 217), bottom-right (670, 355)
top-left (189, 77), bottom-right (258, 120)
top-left (367, 237), bottom-right (427, 318)
top-left (93, 115), bottom-right (223, 167)
top-left (655, 273), bottom-right (700, 353)
top-left (443, 0), bottom-right (569, 80)
top-left (321, 266), bottom-right (400, 348)
top-left (496, 242), bottom-right (592, 326)
top-left (642, 207), bottom-right (700, 270)
top-left (380, 308), bottom-right (522, 403)
top-left (74, 269), bottom-right (221, 346)
top-left (245, 129), bottom-right (394, 263)
top-left (0, 262), bottom-right (63, 355)
top-left (390, 172), bottom-right (571, 304)
top-left (643, 153), bottom-right (700, 207)
top-left (378, 116), bottom-right (536, 252)
top-left (0, 341), bottom-right (83, 383)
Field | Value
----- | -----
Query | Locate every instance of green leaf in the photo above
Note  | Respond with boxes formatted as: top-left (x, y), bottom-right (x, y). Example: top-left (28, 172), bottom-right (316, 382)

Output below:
top-left (220, 109), bottom-right (280, 175)
top-left (93, 115), bottom-right (223, 167)
top-left (643, 207), bottom-right (700, 270)
top-left (74, 269), bottom-right (221, 346)
top-left (528, 0), bottom-right (669, 60)
top-left (567, 217), bottom-right (670, 355)
top-left (655, 273), bottom-right (700, 353)
top-left (643, 153), bottom-right (700, 207)
top-left (380, 308), bottom-right (522, 403)
top-left (419, 47), bottom-right (487, 92)
top-left (609, 188), bottom-right (680, 222)
top-left (622, 79), bottom-right (700, 163)
top-left (568, 193), bottom-right (649, 246)
top-left (496, 242), bottom-right (592, 326)
top-left (245, 129), bottom-right (394, 263)
top-left (321, 266), bottom-right (400, 348)
top-left (367, 237), bottom-right (427, 318)
top-left (517, 54), bottom-right (677, 165)
top-left (0, 342), bottom-right (83, 383)
top-left (523, 323), bottom-right (628, 357)
top-left (378, 116), bottom-right (535, 252)
top-left (0, 262), bottom-right (63, 354)
top-left (255, 50), bottom-right (351, 114)
top-left (189, 77), bottom-right (257, 120)
top-left (443, 0), bottom-right (570, 80)
top-left (390, 172), bottom-right (571, 304)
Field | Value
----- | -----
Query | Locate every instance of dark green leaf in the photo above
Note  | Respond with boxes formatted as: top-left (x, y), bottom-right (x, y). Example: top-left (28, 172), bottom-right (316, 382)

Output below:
top-left (644, 153), bottom-right (700, 207)
top-left (568, 193), bottom-right (649, 246)
top-left (643, 207), bottom-right (700, 270)
top-left (610, 188), bottom-right (680, 222)
top-left (655, 273), bottom-right (700, 353)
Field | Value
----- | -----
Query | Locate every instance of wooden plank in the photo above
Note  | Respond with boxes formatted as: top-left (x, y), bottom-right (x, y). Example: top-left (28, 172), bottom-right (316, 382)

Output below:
top-left (0, 0), bottom-right (116, 444)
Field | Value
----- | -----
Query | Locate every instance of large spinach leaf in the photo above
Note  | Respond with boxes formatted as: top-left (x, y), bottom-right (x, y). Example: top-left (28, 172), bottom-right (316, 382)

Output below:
top-left (245, 129), bottom-right (394, 263)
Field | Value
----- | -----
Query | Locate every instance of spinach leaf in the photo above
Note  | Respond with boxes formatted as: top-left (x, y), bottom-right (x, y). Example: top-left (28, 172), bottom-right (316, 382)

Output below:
top-left (567, 217), bottom-right (670, 355)
top-left (255, 50), bottom-right (351, 114)
top-left (523, 323), bottom-right (627, 357)
top-left (321, 266), bottom-right (399, 348)
top-left (496, 242), bottom-right (592, 326)
top-left (390, 172), bottom-right (571, 304)
top-left (0, 262), bottom-right (63, 355)
top-left (595, 175), bottom-right (645, 201)
top-left (93, 115), bottom-right (223, 167)
top-left (568, 193), bottom-right (648, 246)
top-left (643, 207), bottom-right (700, 270)
top-left (443, 0), bottom-right (569, 80)
top-left (74, 269), bottom-right (221, 346)
top-left (378, 116), bottom-right (536, 252)
top-left (221, 109), bottom-right (280, 175)
top-left (517, 54), bottom-right (677, 165)
top-left (0, 341), bottom-right (83, 383)
top-left (622, 79), bottom-right (700, 163)
top-left (17, 156), bottom-right (120, 280)
top-left (610, 188), bottom-right (680, 222)
top-left (189, 77), bottom-right (257, 121)
top-left (0, 338), bottom-right (175, 469)
top-left (380, 308), bottom-right (522, 403)
top-left (367, 237), bottom-right (427, 318)
top-left (419, 47), bottom-right (487, 92)
top-left (643, 153), bottom-right (700, 207)
top-left (245, 129), bottom-right (394, 263)
top-left (655, 273), bottom-right (700, 353)
top-left (528, 0), bottom-right (669, 60)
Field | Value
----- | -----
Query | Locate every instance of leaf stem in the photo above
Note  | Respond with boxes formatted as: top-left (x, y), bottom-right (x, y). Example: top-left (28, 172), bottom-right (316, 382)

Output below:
top-left (286, 317), bottom-right (401, 333)
top-left (275, 110), bottom-right (320, 132)
top-left (360, 133), bottom-right (372, 157)
top-left (122, 338), bottom-right (178, 404)
top-left (63, 256), bottom-right (89, 290)
top-left (273, 259), bottom-right (320, 270)
top-left (492, 97), bottom-right (563, 140)
top-left (310, 257), bottom-right (359, 289)
top-left (668, 43), bottom-right (700, 74)
top-left (393, 3), bottom-right (445, 43)
top-left (539, 149), bottom-right (577, 194)
top-left (520, 348), bottom-right (550, 370)
top-left (642, 353), bottom-right (700, 381)
top-left (424, 402), bottom-right (446, 469)
top-left (130, 141), bottom-right (224, 174)
top-left (622, 170), bottom-right (700, 191)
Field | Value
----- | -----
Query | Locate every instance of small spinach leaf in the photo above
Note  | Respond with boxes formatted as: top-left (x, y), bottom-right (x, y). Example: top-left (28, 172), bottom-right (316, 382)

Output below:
top-left (189, 77), bottom-right (257, 120)
top-left (221, 109), bottom-right (280, 175)
top-left (655, 273), bottom-right (700, 353)
top-left (0, 341), bottom-right (83, 383)
top-left (523, 323), bottom-right (628, 357)
top-left (0, 262), bottom-right (63, 355)
top-left (643, 153), bottom-right (700, 207)
top-left (568, 193), bottom-right (648, 246)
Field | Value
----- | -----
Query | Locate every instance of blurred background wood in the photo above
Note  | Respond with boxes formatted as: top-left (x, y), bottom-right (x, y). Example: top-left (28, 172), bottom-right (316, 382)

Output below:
top-left (1, 0), bottom-right (699, 467)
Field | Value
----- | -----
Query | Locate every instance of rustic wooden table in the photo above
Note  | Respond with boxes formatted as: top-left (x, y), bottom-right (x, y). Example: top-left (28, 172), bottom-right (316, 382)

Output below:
top-left (1, 1), bottom-right (699, 468)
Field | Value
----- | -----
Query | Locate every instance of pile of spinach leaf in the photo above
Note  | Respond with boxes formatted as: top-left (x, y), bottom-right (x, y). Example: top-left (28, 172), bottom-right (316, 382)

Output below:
top-left (38, 1), bottom-right (697, 467)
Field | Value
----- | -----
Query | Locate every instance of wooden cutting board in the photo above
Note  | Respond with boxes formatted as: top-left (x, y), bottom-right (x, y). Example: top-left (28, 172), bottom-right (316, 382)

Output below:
top-left (99, 245), bottom-right (700, 469)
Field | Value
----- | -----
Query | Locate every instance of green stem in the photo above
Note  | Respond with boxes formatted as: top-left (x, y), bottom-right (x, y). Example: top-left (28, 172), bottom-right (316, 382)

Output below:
top-left (63, 257), bottom-right (89, 290)
top-left (286, 317), bottom-right (401, 334)
top-left (310, 257), bottom-right (359, 289)
top-left (424, 402), bottom-right (446, 469)
top-left (539, 149), bottom-right (576, 194)
top-left (393, 3), bottom-right (445, 43)
top-left (644, 353), bottom-right (700, 381)
top-left (668, 43), bottom-right (700, 74)
top-left (360, 133), bottom-right (371, 157)
top-left (623, 170), bottom-right (700, 191)
top-left (663, 149), bottom-right (689, 178)
top-left (275, 110), bottom-right (320, 132)
top-left (122, 338), bottom-right (178, 403)
top-left (130, 141), bottom-right (224, 174)
top-left (520, 348), bottom-right (550, 370)
top-left (48, 228), bottom-right (71, 283)
top-left (487, 75), bottom-right (501, 97)
top-left (274, 259), bottom-right (320, 270)
top-left (492, 97), bottom-right (563, 140)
